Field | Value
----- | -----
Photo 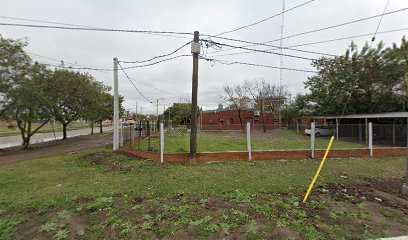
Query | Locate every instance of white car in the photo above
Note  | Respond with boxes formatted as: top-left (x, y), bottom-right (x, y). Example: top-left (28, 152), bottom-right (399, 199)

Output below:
top-left (305, 126), bottom-right (335, 137)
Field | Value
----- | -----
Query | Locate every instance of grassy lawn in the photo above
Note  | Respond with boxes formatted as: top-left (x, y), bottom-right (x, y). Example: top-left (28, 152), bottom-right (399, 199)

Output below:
top-left (0, 148), bottom-right (407, 239)
top-left (0, 122), bottom-right (92, 137)
top-left (134, 130), bottom-right (366, 153)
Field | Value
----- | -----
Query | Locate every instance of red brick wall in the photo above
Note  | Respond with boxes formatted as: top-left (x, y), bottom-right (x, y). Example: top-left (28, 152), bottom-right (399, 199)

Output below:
top-left (121, 147), bottom-right (406, 164)
top-left (201, 110), bottom-right (274, 130)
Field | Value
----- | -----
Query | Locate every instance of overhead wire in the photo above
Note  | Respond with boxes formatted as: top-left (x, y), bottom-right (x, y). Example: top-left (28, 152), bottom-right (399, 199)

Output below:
top-left (200, 56), bottom-right (316, 73)
top-left (121, 54), bottom-right (191, 69)
top-left (266, 7), bottom-right (408, 44)
top-left (210, 0), bottom-right (316, 37)
top-left (339, 0), bottom-right (393, 123)
top-left (203, 37), bottom-right (336, 57)
top-left (207, 7), bottom-right (408, 55)
top-left (206, 27), bottom-right (408, 58)
top-left (201, 40), bottom-right (320, 61)
top-left (28, 51), bottom-right (191, 96)
top-left (370, 0), bottom-right (391, 47)
top-left (119, 41), bottom-right (191, 64)
top-left (27, 52), bottom-right (112, 70)
top-left (0, 22), bottom-right (194, 36)
top-left (117, 62), bottom-right (153, 103)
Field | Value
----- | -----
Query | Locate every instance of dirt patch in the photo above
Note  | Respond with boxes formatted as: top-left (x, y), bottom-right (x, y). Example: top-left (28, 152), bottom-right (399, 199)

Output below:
top-left (320, 178), bottom-right (408, 213)
top-left (82, 152), bottom-right (136, 171)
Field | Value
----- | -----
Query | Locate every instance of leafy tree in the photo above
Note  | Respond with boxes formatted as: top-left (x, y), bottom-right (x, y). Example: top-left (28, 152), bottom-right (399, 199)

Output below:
top-left (84, 92), bottom-right (124, 134)
top-left (305, 38), bottom-right (408, 115)
top-left (48, 69), bottom-right (103, 139)
top-left (163, 103), bottom-right (198, 126)
top-left (281, 94), bottom-right (312, 123)
top-left (0, 36), bottom-right (53, 148)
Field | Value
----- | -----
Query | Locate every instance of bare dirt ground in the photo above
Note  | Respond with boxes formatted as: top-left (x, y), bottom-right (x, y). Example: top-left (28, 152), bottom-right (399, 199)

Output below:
top-left (0, 132), bottom-right (113, 165)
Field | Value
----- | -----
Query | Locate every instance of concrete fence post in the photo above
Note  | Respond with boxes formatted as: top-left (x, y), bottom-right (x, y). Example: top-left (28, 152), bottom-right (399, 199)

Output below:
top-left (311, 122), bottom-right (315, 159)
top-left (160, 122), bottom-right (164, 164)
top-left (120, 124), bottom-right (124, 148)
top-left (369, 122), bottom-right (373, 158)
top-left (296, 120), bottom-right (300, 135)
top-left (247, 121), bottom-right (252, 160)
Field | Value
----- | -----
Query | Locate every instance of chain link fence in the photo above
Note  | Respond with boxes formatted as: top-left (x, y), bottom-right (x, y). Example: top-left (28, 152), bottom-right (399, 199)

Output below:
top-left (127, 121), bottom-right (407, 159)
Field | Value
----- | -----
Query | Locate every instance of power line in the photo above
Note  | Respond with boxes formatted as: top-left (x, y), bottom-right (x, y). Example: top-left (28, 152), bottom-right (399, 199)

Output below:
top-left (206, 27), bottom-right (408, 58)
top-left (210, 0), bottom-right (316, 37)
top-left (266, 7), bottom-right (408, 44)
top-left (119, 41), bottom-right (191, 64)
top-left (122, 54), bottom-right (191, 69)
top-left (205, 36), bottom-right (336, 57)
top-left (0, 22), bottom-right (194, 36)
top-left (27, 52), bottom-right (112, 70)
top-left (28, 51), bottom-right (190, 95)
top-left (117, 62), bottom-right (153, 103)
top-left (370, 0), bottom-right (391, 46)
top-left (42, 62), bottom-right (112, 71)
top-left (208, 7), bottom-right (408, 55)
top-left (0, 15), bottom-right (99, 28)
top-left (201, 57), bottom-right (316, 73)
top-left (0, 15), bottom-right (193, 39)
top-left (201, 40), bottom-right (320, 61)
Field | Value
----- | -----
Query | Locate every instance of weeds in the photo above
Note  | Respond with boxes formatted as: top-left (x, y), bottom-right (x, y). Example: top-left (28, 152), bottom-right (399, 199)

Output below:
top-left (0, 216), bottom-right (25, 240)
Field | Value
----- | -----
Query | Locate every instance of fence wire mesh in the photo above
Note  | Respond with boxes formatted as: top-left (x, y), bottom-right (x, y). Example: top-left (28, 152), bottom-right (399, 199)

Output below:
top-left (126, 121), bottom-right (406, 156)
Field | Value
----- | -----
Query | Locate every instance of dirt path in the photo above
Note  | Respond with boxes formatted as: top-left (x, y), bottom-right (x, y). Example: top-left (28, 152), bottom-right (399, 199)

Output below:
top-left (0, 132), bottom-right (113, 165)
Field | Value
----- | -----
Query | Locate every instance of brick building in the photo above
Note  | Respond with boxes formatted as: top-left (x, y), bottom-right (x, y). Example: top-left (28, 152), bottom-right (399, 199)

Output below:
top-left (200, 104), bottom-right (275, 130)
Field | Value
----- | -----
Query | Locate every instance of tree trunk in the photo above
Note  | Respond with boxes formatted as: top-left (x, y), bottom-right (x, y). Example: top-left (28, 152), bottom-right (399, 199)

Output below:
top-left (91, 122), bottom-right (94, 135)
top-left (238, 110), bottom-right (245, 133)
top-left (99, 120), bottom-right (103, 133)
top-left (62, 123), bottom-right (68, 139)
top-left (22, 135), bottom-right (30, 149)
top-left (261, 113), bottom-right (267, 132)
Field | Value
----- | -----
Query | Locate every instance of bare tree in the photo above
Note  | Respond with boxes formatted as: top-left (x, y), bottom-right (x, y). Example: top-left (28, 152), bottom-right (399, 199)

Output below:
top-left (245, 79), bottom-right (290, 132)
top-left (223, 84), bottom-right (250, 132)
top-left (262, 82), bottom-right (290, 129)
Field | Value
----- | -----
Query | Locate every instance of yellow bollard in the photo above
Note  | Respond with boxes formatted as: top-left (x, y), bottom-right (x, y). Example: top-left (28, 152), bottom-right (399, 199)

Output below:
top-left (303, 136), bottom-right (335, 203)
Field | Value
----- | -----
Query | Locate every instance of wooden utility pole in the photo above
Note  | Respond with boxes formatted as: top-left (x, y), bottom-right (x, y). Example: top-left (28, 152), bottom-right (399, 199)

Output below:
top-left (190, 31), bottom-right (200, 164)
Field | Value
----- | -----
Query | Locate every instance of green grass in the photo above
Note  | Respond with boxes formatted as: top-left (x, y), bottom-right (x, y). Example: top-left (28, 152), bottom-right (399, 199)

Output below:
top-left (134, 130), bottom-right (366, 153)
top-left (0, 148), bottom-right (403, 210)
top-left (0, 122), bottom-right (92, 137)
top-left (0, 149), bottom-right (406, 239)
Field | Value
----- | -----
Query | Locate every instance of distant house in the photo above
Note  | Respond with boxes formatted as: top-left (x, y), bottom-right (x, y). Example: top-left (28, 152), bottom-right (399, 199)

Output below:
top-left (200, 104), bottom-right (275, 130)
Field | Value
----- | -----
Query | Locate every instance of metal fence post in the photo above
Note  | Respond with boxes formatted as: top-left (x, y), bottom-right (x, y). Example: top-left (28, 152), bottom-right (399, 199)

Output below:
top-left (311, 122), bottom-right (315, 159)
top-left (369, 122), bottom-right (373, 158)
top-left (160, 122), bottom-right (164, 164)
top-left (247, 121), bottom-right (252, 160)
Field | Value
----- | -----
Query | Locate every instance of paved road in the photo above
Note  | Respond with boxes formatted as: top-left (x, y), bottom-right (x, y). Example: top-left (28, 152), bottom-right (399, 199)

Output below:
top-left (0, 130), bottom-right (114, 165)
top-left (0, 126), bottom-right (113, 148)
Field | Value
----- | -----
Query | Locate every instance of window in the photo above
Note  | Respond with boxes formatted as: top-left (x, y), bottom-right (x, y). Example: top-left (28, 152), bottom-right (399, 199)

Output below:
top-left (208, 119), bottom-right (214, 124)
top-left (226, 118), bottom-right (233, 125)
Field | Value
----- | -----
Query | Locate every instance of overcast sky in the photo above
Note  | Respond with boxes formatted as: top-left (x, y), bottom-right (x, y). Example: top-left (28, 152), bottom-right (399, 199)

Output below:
top-left (0, 0), bottom-right (407, 114)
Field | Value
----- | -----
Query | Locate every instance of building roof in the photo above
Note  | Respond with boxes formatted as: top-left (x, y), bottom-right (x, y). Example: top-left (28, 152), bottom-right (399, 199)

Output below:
top-left (202, 108), bottom-right (256, 114)
top-left (313, 112), bottom-right (408, 119)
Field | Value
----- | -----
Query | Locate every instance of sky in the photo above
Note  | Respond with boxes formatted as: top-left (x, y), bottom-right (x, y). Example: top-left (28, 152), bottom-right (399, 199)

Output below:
top-left (0, 0), bottom-right (407, 115)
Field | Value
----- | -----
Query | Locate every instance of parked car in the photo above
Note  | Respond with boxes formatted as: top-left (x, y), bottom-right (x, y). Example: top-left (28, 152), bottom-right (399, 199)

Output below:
top-left (305, 125), bottom-right (335, 137)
